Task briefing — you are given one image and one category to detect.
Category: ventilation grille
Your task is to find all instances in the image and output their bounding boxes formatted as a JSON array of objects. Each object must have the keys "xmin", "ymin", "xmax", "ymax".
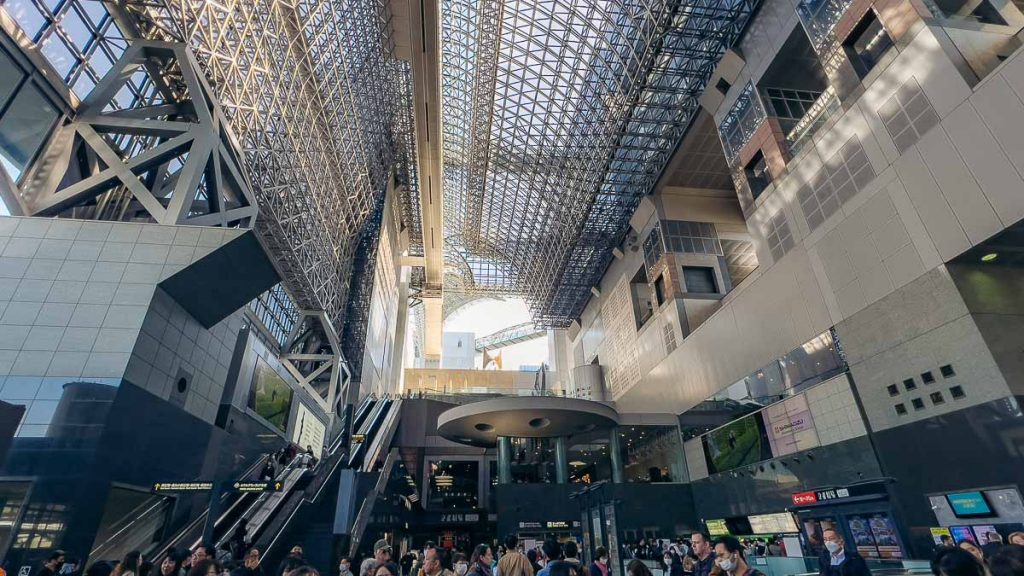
[{"xmin": 878, "ymin": 77, "xmax": 939, "ymax": 154}]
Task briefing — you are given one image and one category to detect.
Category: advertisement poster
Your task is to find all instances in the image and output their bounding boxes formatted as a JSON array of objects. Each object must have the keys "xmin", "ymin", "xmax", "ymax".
[
  {"xmin": 765, "ymin": 395, "xmax": 820, "ymax": 457},
  {"xmin": 868, "ymin": 514, "xmax": 903, "ymax": 558},
  {"xmin": 847, "ymin": 515, "xmax": 880, "ymax": 558},
  {"xmin": 931, "ymin": 528, "xmax": 952, "ymax": 545},
  {"xmin": 951, "ymin": 526, "xmax": 976, "ymax": 544},
  {"xmin": 972, "ymin": 525, "xmax": 999, "ymax": 544},
  {"xmin": 605, "ymin": 504, "xmax": 621, "ymax": 576}
]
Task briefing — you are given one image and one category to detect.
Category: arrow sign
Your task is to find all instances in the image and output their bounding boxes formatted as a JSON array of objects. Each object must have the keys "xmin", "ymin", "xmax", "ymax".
[
  {"xmin": 231, "ymin": 481, "xmax": 282, "ymax": 493},
  {"xmin": 153, "ymin": 481, "xmax": 214, "ymax": 493}
]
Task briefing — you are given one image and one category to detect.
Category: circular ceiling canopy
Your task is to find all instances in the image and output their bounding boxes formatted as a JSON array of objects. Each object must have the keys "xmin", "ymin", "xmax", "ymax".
[{"xmin": 437, "ymin": 396, "xmax": 619, "ymax": 447}]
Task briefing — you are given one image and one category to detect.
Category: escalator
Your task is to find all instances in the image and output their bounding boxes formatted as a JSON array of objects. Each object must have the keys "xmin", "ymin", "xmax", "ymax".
[
  {"xmin": 90, "ymin": 396, "xmax": 373, "ymax": 566},
  {"xmin": 92, "ymin": 395, "xmax": 403, "ymax": 572},
  {"xmin": 252, "ymin": 397, "xmax": 403, "ymax": 570}
]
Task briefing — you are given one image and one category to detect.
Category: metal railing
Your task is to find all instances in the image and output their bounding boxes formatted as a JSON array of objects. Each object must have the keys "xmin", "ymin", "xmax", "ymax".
[
  {"xmin": 719, "ymin": 82, "xmax": 768, "ymax": 162},
  {"xmin": 785, "ymin": 86, "xmax": 842, "ymax": 156},
  {"xmin": 797, "ymin": 0, "xmax": 858, "ymax": 52}
]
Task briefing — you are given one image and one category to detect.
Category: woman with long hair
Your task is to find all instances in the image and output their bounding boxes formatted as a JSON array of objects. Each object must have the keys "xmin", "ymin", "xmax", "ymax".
[
  {"xmin": 467, "ymin": 545, "xmax": 494, "ymax": 576},
  {"xmin": 627, "ymin": 561, "xmax": 653, "ymax": 576},
  {"xmin": 113, "ymin": 552, "xmax": 143, "ymax": 576}
]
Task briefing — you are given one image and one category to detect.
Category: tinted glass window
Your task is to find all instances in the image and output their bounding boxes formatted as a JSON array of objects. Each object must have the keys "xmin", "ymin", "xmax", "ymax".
[{"xmin": 0, "ymin": 81, "xmax": 60, "ymax": 180}]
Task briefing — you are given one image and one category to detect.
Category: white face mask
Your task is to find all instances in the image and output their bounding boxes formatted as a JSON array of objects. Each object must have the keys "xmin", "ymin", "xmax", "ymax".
[
  {"xmin": 825, "ymin": 542, "xmax": 841, "ymax": 554},
  {"xmin": 455, "ymin": 565, "xmax": 468, "ymax": 576},
  {"xmin": 716, "ymin": 557, "xmax": 735, "ymax": 572},
  {"xmin": 664, "ymin": 558, "xmax": 673, "ymax": 565},
  {"xmin": 599, "ymin": 558, "xmax": 608, "ymax": 565}
]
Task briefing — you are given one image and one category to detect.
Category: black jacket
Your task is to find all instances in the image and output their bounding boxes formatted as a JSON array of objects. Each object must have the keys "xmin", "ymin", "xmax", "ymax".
[
  {"xmin": 692, "ymin": 556, "xmax": 714, "ymax": 576},
  {"xmin": 818, "ymin": 549, "xmax": 871, "ymax": 576}
]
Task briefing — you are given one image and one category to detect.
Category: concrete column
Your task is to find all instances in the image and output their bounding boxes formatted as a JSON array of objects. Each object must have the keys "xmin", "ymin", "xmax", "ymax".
[
  {"xmin": 609, "ymin": 427, "xmax": 624, "ymax": 483},
  {"xmin": 555, "ymin": 436, "xmax": 569, "ymax": 484},
  {"xmin": 498, "ymin": 436, "xmax": 513, "ymax": 484}
]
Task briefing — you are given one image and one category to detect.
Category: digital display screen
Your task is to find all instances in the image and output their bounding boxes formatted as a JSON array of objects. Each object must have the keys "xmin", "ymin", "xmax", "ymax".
[
  {"xmin": 748, "ymin": 512, "xmax": 799, "ymax": 534},
  {"xmin": 950, "ymin": 526, "xmax": 976, "ymax": 544},
  {"xmin": 702, "ymin": 413, "xmax": 771, "ymax": 474},
  {"xmin": 249, "ymin": 357, "xmax": 293, "ymax": 432},
  {"xmin": 947, "ymin": 491, "xmax": 994, "ymax": 518},
  {"xmin": 706, "ymin": 519, "xmax": 730, "ymax": 536}
]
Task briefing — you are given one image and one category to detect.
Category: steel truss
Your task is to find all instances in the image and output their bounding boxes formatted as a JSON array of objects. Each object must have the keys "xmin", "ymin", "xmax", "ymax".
[
  {"xmin": 16, "ymin": 41, "xmax": 258, "ymax": 228},
  {"xmin": 107, "ymin": 0, "xmax": 418, "ymax": 334},
  {"xmin": 441, "ymin": 0, "xmax": 761, "ymax": 326}
]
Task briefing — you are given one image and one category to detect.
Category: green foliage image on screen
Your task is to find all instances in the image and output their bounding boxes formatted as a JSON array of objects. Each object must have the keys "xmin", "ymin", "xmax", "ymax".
[
  {"xmin": 704, "ymin": 415, "xmax": 765, "ymax": 473},
  {"xmin": 250, "ymin": 357, "xmax": 293, "ymax": 432}
]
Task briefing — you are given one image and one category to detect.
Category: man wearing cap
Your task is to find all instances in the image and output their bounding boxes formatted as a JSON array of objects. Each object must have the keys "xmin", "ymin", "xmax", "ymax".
[{"xmin": 375, "ymin": 540, "xmax": 394, "ymax": 564}]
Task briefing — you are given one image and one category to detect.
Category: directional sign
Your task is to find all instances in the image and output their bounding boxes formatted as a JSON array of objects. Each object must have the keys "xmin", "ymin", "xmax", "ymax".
[
  {"xmin": 232, "ymin": 480, "xmax": 283, "ymax": 493},
  {"xmin": 153, "ymin": 481, "xmax": 214, "ymax": 493}
]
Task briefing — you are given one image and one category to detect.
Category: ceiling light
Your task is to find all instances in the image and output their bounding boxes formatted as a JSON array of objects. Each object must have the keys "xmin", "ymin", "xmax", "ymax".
[{"xmin": 981, "ymin": 253, "xmax": 999, "ymax": 262}]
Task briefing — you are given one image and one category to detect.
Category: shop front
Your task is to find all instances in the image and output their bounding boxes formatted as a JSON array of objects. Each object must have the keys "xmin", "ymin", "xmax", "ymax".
[{"xmin": 791, "ymin": 482, "xmax": 908, "ymax": 560}]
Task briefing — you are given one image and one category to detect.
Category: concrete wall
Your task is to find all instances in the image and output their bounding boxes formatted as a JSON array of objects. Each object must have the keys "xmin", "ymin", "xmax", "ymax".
[
  {"xmin": 0, "ymin": 216, "xmax": 247, "ymax": 429},
  {"xmin": 576, "ymin": 14, "xmax": 1024, "ymax": 416}
]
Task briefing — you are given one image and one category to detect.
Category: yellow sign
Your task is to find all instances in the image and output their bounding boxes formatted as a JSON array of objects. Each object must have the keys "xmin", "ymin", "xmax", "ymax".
[
  {"xmin": 931, "ymin": 527, "xmax": 952, "ymax": 545},
  {"xmin": 153, "ymin": 481, "xmax": 214, "ymax": 492},
  {"xmin": 706, "ymin": 519, "xmax": 730, "ymax": 536},
  {"xmin": 232, "ymin": 481, "xmax": 282, "ymax": 493}
]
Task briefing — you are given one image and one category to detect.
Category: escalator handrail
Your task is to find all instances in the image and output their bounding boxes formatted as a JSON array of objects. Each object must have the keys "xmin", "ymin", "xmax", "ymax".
[
  {"xmin": 348, "ymin": 448, "xmax": 400, "ymax": 556},
  {"xmin": 347, "ymin": 400, "xmax": 394, "ymax": 468},
  {"xmin": 210, "ymin": 457, "xmax": 307, "ymax": 550},
  {"xmin": 145, "ymin": 453, "xmax": 269, "ymax": 562},
  {"xmin": 258, "ymin": 428, "xmax": 363, "ymax": 565},
  {"xmin": 361, "ymin": 400, "xmax": 401, "ymax": 473}
]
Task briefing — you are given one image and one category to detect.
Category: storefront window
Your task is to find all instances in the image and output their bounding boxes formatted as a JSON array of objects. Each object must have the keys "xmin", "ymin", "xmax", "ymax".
[
  {"xmin": 510, "ymin": 438, "xmax": 556, "ymax": 483},
  {"xmin": 567, "ymin": 432, "xmax": 612, "ymax": 484},
  {"xmin": 426, "ymin": 460, "xmax": 479, "ymax": 510},
  {"xmin": 620, "ymin": 426, "xmax": 685, "ymax": 483}
]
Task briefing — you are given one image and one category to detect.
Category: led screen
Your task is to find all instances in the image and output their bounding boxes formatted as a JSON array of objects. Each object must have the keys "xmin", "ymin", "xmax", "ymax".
[
  {"xmin": 249, "ymin": 357, "xmax": 293, "ymax": 432},
  {"xmin": 947, "ymin": 491, "xmax": 993, "ymax": 518},
  {"xmin": 749, "ymin": 512, "xmax": 799, "ymax": 534},
  {"xmin": 702, "ymin": 413, "xmax": 771, "ymax": 474}
]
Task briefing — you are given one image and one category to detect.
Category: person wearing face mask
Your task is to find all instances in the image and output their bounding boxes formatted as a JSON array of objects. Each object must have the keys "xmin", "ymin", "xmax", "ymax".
[
  {"xmin": 662, "ymin": 550, "xmax": 682, "ymax": 576},
  {"xmin": 817, "ymin": 530, "xmax": 870, "ymax": 576},
  {"xmin": 338, "ymin": 558, "xmax": 353, "ymax": 576},
  {"xmin": 713, "ymin": 537, "xmax": 762, "ymax": 576},
  {"xmin": 453, "ymin": 555, "xmax": 470, "ymax": 576},
  {"xmin": 589, "ymin": 547, "xmax": 609, "ymax": 576}
]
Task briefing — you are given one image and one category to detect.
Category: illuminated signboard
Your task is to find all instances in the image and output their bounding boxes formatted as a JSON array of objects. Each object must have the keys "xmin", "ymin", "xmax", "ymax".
[
  {"xmin": 706, "ymin": 519, "xmax": 730, "ymax": 536},
  {"xmin": 946, "ymin": 492, "xmax": 994, "ymax": 518},
  {"xmin": 153, "ymin": 481, "xmax": 213, "ymax": 493},
  {"xmin": 748, "ymin": 512, "xmax": 798, "ymax": 534}
]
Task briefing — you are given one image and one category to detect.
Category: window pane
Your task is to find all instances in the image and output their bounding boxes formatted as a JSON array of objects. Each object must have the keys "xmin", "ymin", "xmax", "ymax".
[
  {"xmin": 0, "ymin": 49, "xmax": 24, "ymax": 110},
  {"xmin": 40, "ymin": 34, "xmax": 78, "ymax": 79},
  {"xmin": 0, "ymin": 82, "xmax": 60, "ymax": 180},
  {"xmin": 3, "ymin": 0, "xmax": 48, "ymax": 39}
]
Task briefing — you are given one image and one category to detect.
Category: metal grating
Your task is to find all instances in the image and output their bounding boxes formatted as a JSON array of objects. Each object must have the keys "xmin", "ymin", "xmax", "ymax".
[
  {"xmin": 441, "ymin": 0, "xmax": 762, "ymax": 327},
  {"xmin": 101, "ymin": 0, "xmax": 418, "ymax": 336}
]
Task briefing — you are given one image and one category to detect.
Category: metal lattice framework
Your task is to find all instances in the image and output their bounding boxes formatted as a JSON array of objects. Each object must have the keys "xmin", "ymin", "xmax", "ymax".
[
  {"xmin": 104, "ymin": 0, "xmax": 418, "ymax": 334},
  {"xmin": 474, "ymin": 321, "xmax": 546, "ymax": 351},
  {"xmin": 440, "ymin": 0, "xmax": 761, "ymax": 326}
]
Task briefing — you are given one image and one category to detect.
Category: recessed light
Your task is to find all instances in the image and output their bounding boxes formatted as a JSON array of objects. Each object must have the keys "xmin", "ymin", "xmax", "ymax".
[{"xmin": 981, "ymin": 253, "xmax": 999, "ymax": 262}]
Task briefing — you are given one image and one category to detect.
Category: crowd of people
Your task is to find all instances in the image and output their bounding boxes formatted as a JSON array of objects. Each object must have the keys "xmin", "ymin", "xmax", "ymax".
[
  {"xmin": 932, "ymin": 531, "xmax": 1024, "ymax": 576},
  {"xmin": 24, "ymin": 526, "xmax": 1024, "ymax": 576}
]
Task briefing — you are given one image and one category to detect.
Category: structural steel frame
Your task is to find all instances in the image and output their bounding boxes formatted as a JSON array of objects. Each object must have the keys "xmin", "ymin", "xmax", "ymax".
[
  {"xmin": 104, "ymin": 0, "xmax": 417, "ymax": 335},
  {"xmin": 441, "ymin": 0, "xmax": 761, "ymax": 326}
]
